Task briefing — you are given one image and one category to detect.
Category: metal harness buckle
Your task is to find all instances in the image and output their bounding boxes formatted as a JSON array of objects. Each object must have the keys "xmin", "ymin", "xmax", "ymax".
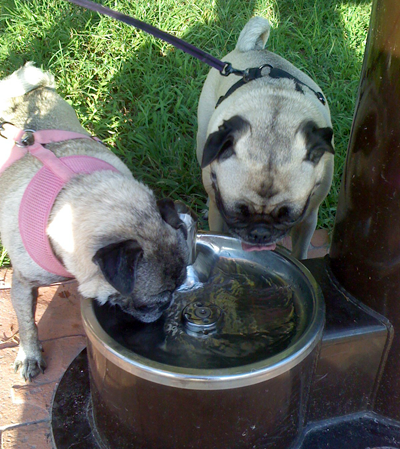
[
  {"xmin": 15, "ymin": 129, "xmax": 36, "ymax": 148},
  {"xmin": 0, "ymin": 122, "xmax": 36, "ymax": 146}
]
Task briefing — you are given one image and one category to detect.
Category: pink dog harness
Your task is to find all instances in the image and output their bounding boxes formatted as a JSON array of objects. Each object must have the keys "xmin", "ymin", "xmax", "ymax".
[{"xmin": 0, "ymin": 124, "xmax": 119, "ymax": 278}]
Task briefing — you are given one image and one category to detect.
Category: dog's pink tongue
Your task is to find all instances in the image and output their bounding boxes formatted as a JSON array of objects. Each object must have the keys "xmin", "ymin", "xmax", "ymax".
[{"xmin": 241, "ymin": 242, "xmax": 277, "ymax": 252}]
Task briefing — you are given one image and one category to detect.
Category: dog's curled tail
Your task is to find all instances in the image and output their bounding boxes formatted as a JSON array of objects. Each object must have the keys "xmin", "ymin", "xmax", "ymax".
[
  {"xmin": 0, "ymin": 62, "xmax": 55, "ymax": 101},
  {"xmin": 236, "ymin": 17, "xmax": 271, "ymax": 52}
]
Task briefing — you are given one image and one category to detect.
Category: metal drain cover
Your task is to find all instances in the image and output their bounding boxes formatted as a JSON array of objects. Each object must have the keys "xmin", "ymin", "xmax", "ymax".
[{"xmin": 182, "ymin": 301, "xmax": 222, "ymax": 334}]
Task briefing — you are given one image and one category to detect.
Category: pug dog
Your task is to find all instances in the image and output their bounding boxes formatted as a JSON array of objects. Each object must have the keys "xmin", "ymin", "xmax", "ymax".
[
  {"xmin": 197, "ymin": 17, "xmax": 334, "ymax": 259},
  {"xmin": 0, "ymin": 63, "xmax": 190, "ymax": 380}
]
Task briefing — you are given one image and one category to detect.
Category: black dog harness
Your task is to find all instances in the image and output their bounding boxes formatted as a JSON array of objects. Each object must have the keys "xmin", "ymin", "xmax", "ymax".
[{"xmin": 216, "ymin": 64, "xmax": 326, "ymax": 108}]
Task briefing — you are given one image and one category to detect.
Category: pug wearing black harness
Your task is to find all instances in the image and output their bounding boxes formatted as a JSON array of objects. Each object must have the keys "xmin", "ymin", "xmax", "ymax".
[{"xmin": 197, "ymin": 17, "xmax": 334, "ymax": 259}]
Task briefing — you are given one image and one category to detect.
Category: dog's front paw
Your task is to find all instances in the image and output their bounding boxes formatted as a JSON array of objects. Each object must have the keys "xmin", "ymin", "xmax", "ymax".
[{"xmin": 14, "ymin": 347, "xmax": 47, "ymax": 381}]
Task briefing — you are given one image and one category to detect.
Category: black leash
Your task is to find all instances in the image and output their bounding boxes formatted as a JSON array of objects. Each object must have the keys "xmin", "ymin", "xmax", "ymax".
[
  {"xmin": 64, "ymin": 0, "xmax": 326, "ymax": 107},
  {"xmin": 64, "ymin": 0, "xmax": 238, "ymax": 76}
]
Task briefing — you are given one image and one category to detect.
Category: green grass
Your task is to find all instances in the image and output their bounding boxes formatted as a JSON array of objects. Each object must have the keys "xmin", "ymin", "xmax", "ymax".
[{"xmin": 0, "ymin": 0, "xmax": 372, "ymax": 266}]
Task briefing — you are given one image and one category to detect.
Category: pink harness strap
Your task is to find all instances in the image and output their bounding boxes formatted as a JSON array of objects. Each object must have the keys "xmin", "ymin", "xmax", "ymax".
[
  {"xmin": 0, "ymin": 126, "xmax": 101, "ymax": 176},
  {"xmin": 1, "ymin": 125, "xmax": 119, "ymax": 278}
]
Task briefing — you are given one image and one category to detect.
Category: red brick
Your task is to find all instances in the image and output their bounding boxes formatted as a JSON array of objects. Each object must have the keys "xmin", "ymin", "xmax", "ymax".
[
  {"xmin": 0, "ymin": 268, "xmax": 12, "ymax": 290},
  {"xmin": 0, "ymin": 279, "xmax": 86, "ymax": 433},
  {"xmin": 310, "ymin": 229, "xmax": 330, "ymax": 249},
  {"xmin": 0, "ymin": 336, "xmax": 86, "ymax": 428},
  {"xmin": 1, "ymin": 421, "xmax": 53, "ymax": 449},
  {"xmin": 36, "ymin": 282, "xmax": 85, "ymax": 341}
]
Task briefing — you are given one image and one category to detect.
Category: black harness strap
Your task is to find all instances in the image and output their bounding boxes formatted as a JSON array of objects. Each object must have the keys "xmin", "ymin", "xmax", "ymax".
[{"xmin": 216, "ymin": 64, "xmax": 326, "ymax": 107}]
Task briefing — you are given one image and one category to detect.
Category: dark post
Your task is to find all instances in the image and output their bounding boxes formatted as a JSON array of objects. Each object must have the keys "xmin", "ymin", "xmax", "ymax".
[{"xmin": 330, "ymin": 0, "xmax": 400, "ymax": 419}]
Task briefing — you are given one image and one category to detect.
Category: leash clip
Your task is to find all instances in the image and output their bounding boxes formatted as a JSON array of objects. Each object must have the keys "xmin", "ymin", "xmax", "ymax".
[
  {"xmin": 220, "ymin": 62, "xmax": 245, "ymax": 77},
  {"xmin": 220, "ymin": 62, "xmax": 271, "ymax": 82},
  {"xmin": 15, "ymin": 129, "xmax": 36, "ymax": 148}
]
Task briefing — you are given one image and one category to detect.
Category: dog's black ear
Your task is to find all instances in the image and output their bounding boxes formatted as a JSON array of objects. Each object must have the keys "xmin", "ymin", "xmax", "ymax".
[
  {"xmin": 303, "ymin": 121, "xmax": 334, "ymax": 165},
  {"xmin": 201, "ymin": 115, "xmax": 250, "ymax": 168},
  {"xmin": 157, "ymin": 198, "xmax": 188, "ymax": 239},
  {"xmin": 93, "ymin": 240, "xmax": 143, "ymax": 296}
]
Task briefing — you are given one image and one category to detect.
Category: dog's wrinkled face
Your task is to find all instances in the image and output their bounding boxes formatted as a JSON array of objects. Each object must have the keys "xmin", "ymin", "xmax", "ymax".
[
  {"xmin": 202, "ymin": 115, "xmax": 334, "ymax": 249},
  {"xmin": 92, "ymin": 199, "xmax": 189, "ymax": 323}
]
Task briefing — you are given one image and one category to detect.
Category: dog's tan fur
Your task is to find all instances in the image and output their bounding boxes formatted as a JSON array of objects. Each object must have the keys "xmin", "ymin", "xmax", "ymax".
[
  {"xmin": 197, "ymin": 18, "xmax": 334, "ymax": 259},
  {"xmin": 0, "ymin": 63, "xmax": 189, "ymax": 380}
]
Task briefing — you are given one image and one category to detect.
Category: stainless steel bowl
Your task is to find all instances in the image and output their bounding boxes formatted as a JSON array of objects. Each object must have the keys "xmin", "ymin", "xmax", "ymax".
[{"xmin": 82, "ymin": 233, "xmax": 325, "ymax": 449}]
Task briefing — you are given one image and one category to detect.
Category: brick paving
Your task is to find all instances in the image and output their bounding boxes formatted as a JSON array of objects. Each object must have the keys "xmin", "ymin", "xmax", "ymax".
[
  {"xmin": 0, "ymin": 230, "xmax": 329, "ymax": 449},
  {"xmin": 0, "ymin": 281, "xmax": 85, "ymax": 449}
]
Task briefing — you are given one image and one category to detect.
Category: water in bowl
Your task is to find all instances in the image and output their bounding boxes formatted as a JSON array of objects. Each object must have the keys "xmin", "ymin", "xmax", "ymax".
[{"xmin": 95, "ymin": 257, "xmax": 298, "ymax": 370}]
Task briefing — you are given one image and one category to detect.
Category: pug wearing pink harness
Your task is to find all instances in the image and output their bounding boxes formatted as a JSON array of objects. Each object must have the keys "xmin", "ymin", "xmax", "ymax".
[{"xmin": 0, "ymin": 63, "xmax": 190, "ymax": 380}]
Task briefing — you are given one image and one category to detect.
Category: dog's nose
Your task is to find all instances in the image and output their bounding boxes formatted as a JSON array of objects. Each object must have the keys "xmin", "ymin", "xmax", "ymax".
[{"xmin": 249, "ymin": 224, "xmax": 271, "ymax": 242}]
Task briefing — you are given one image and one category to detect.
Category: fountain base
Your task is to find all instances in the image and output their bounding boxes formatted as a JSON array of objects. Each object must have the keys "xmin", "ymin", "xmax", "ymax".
[{"xmin": 51, "ymin": 350, "xmax": 400, "ymax": 449}]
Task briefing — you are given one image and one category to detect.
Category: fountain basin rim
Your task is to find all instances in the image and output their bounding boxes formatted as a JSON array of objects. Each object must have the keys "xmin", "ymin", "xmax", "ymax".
[{"xmin": 81, "ymin": 236, "xmax": 325, "ymax": 390}]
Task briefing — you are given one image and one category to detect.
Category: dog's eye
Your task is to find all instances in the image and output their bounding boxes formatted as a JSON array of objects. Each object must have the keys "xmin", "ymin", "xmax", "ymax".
[
  {"xmin": 238, "ymin": 204, "xmax": 250, "ymax": 217},
  {"xmin": 276, "ymin": 206, "xmax": 290, "ymax": 220}
]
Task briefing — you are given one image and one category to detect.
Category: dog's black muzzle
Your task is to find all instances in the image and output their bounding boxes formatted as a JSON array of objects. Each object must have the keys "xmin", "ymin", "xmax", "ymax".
[
  {"xmin": 246, "ymin": 223, "xmax": 288, "ymax": 245},
  {"xmin": 214, "ymin": 186, "xmax": 312, "ymax": 246},
  {"xmin": 231, "ymin": 223, "xmax": 289, "ymax": 246}
]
